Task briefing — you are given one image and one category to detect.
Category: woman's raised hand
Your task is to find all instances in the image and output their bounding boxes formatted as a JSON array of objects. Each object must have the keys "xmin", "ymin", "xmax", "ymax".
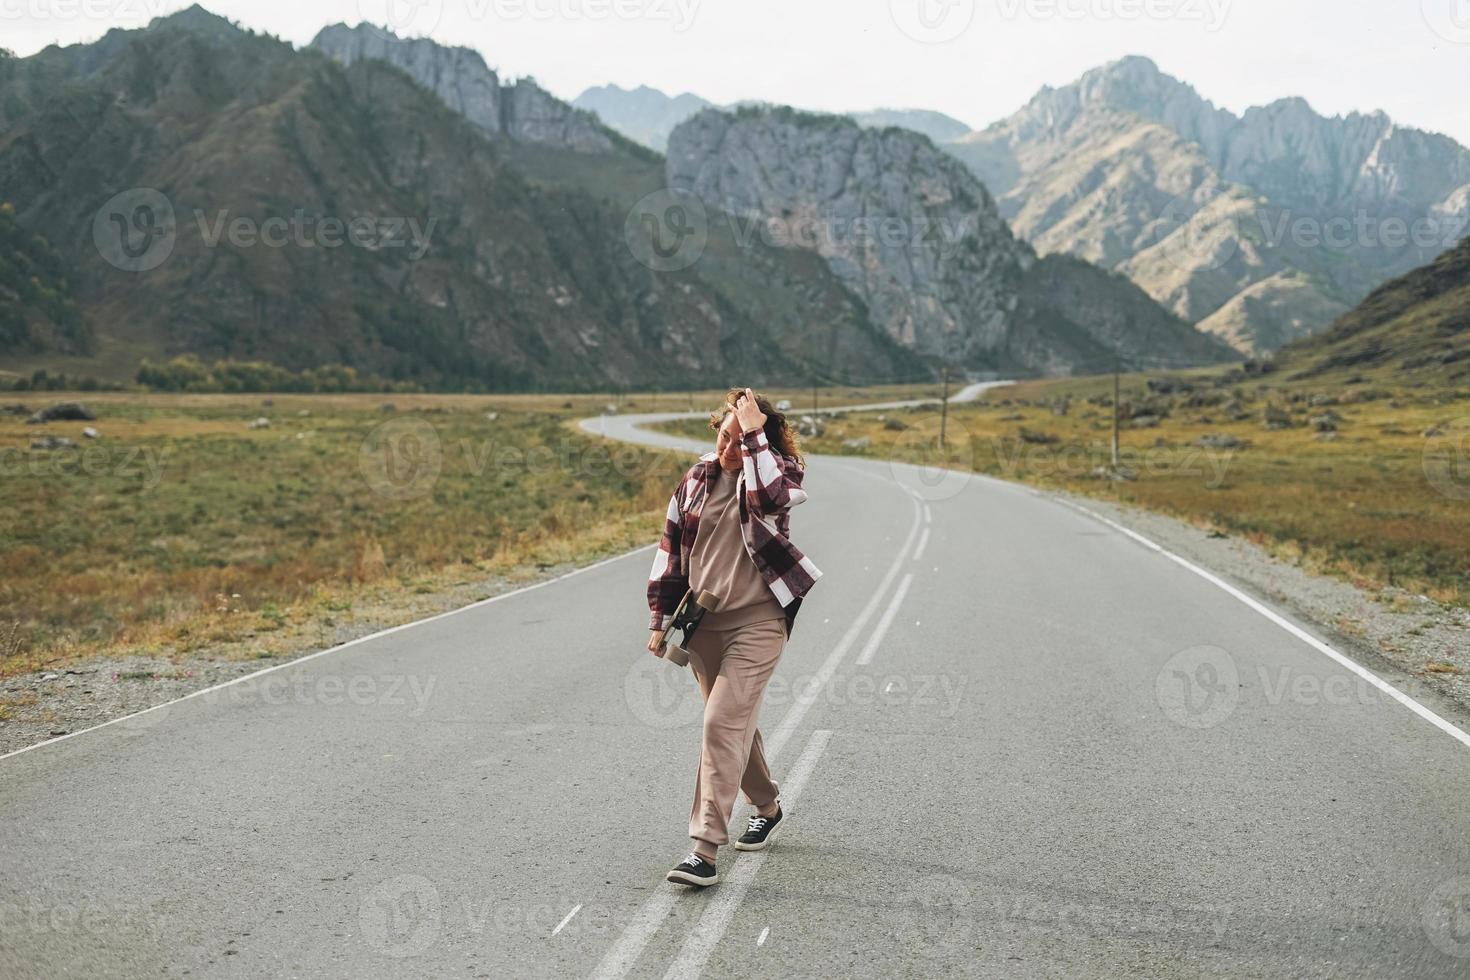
[{"xmin": 734, "ymin": 388, "xmax": 766, "ymax": 434}]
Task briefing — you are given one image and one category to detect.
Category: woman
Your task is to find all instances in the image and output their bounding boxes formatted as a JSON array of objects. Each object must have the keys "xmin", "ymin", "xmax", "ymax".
[{"xmin": 646, "ymin": 387, "xmax": 822, "ymax": 887}]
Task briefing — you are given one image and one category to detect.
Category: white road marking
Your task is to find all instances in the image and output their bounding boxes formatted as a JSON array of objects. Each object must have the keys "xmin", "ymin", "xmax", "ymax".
[
  {"xmin": 923, "ymin": 505, "xmax": 931, "ymax": 525},
  {"xmin": 855, "ymin": 574, "xmax": 915, "ymax": 667},
  {"xmin": 913, "ymin": 527, "xmax": 932, "ymax": 562},
  {"xmin": 0, "ymin": 544, "xmax": 658, "ymax": 765},
  {"xmin": 1060, "ymin": 499, "xmax": 1470, "ymax": 750},
  {"xmin": 757, "ymin": 927, "xmax": 769, "ymax": 947},
  {"xmin": 661, "ymin": 730, "xmax": 833, "ymax": 980},
  {"xmin": 765, "ymin": 495, "xmax": 921, "ymax": 761},
  {"xmin": 553, "ymin": 905, "xmax": 583, "ymax": 936},
  {"xmin": 590, "ymin": 473, "xmax": 922, "ymax": 980}
]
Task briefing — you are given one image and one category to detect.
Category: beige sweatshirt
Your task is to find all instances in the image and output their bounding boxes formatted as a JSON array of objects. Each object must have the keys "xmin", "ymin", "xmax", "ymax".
[{"xmin": 688, "ymin": 467, "xmax": 786, "ymax": 630}]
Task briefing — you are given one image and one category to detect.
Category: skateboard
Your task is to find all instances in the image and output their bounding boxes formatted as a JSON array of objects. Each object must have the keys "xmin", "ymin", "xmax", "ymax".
[{"xmin": 657, "ymin": 590, "xmax": 722, "ymax": 666}]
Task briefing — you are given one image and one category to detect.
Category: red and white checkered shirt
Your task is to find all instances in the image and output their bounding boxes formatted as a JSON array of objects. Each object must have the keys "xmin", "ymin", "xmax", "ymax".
[{"xmin": 647, "ymin": 429, "xmax": 822, "ymax": 636}]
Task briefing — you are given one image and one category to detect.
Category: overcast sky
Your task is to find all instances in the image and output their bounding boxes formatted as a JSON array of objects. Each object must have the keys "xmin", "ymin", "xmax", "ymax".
[{"xmin": 8, "ymin": 0, "xmax": 1470, "ymax": 144}]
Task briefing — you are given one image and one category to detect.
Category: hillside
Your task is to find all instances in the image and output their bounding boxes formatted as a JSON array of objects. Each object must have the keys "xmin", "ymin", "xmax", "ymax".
[
  {"xmin": 1272, "ymin": 236, "xmax": 1470, "ymax": 383},
  {"xmin": 0, "ymin": 202, "xmax": 90, "ymax": 356},
  {"xmin": 667, "ymin": 106, "xmax": 1235, "ymax": 376},
  {"xmin": 0, "ymin": 9, "xmax": 921, "ymax": 389},
  {"xmin": 944, "ymin": 56, "xmax": 1470, "ymax": 356}
]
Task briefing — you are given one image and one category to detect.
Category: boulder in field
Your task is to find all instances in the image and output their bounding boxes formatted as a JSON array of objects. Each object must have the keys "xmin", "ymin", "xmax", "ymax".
[
  {"xmin": 27, "ymin": 402, "xmax": 96, "ymax": 424},
  {"xmin": 1262, "ymin": 404, "xmax": 1293, "ymax": 430}
]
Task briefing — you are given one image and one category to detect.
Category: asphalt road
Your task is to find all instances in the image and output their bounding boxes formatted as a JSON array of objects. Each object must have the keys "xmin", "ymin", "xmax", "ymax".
[{"xmin": 3, "ymin": 390, "xmax": 1469, "ymax": 979}]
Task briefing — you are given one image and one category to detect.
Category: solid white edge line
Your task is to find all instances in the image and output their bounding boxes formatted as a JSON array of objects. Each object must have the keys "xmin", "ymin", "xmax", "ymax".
[
  {"xmin": 0, "ymin": 544, "xmax": 657, "ymax": 765},
  {"xmin": 553, "ymin": 904, "xmax": 583, "ymax": 937},
  {"xmin": 589, "ymin": 469, "xmax": 922, "ymax": 980},
  {"xmin": 1058, "ymin": 498, "xmax": 1470, "ymax": 750},
  {"xmin": 660, "ymin": 729, "xmax": 833, "ymax": 980},
  {"xmin": 855, "ymin": 573, "xmax": 915, "ymax": 667}
]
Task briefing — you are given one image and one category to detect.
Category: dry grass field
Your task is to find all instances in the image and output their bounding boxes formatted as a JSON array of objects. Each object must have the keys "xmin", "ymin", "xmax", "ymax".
[
  {"xmin": 664, "ymin": 372, "xmax": 1470, "ymax": 608},
  {"xmin": 0, "ymin": 384, "xmax": 940, "ymax": 678}
]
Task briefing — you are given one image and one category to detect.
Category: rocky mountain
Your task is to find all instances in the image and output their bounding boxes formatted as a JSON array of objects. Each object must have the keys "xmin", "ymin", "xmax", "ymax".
[
  {"xmin": 667, "ymin": 106, "xmax": 1235, "ymax": 375},
  {"xmin": 573, "ymin": 84, "xmax": 713, "ymax": 153},
  {"xmin": 312, "ymin": 24, "xmax": 643, "ymax": 157},
  {"xmin": 945, "ymin": 56, "xmax": 1470, "ymax": 356},
  {"xmin": 1272, "ymin": 235, "xmax": 1470, "ymax": 384},
  {"xmin": 0, "ymin": 7, "xmax": 920, "ymax": 389},
  {"xmin": 848, "ymin": 109, "xmax": 972, "ymax": 145},
  {"xmin": 573, "ymin": 85, "xmax": 972, "ymax": 156}
]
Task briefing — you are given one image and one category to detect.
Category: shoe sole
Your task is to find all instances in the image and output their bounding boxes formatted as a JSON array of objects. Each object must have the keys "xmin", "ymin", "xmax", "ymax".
[
  {"xmin": 733, "ymin": 818, "xmax": 782, "ymax": 851},
  {"xmin": 666, "ymin": 869, "xmax": 719, "ymax": 887}
]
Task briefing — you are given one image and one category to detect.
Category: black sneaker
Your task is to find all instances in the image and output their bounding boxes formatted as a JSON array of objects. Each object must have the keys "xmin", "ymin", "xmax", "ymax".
[
  {"xmin": 734, "ymin": 806, "xmax": 783, "ymax": 851},
  {"xmin": 666, "ymin": 853, "xmax": 718, "ymax": 887}
]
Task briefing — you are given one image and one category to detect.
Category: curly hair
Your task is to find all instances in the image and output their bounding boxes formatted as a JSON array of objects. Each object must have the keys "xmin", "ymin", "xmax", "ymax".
[{"xmin": 708, "ymin": 388, "xmax": 805, "ymax": 466}]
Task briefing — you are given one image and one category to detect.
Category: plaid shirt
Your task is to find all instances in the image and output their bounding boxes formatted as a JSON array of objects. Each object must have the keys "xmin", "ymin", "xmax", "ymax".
[{"xmin": 647, "ymin": 429, "xmax": 822, "ymax": 636}]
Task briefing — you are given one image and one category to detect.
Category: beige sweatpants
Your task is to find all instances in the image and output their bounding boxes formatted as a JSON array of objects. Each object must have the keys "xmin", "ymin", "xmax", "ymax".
[{"xmin": 685, "ymin": 618, "xmax": 787, "ymax": 856}]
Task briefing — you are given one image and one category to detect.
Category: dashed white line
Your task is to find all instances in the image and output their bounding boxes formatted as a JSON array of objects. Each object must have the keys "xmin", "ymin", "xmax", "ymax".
[
  {"xmin": 553, "ymin": 905, "xmax": 582, "ymax": 936},
  {"xmin": 913, "ymin": 527, "xmax": 932, "ymax": 562},
  {"xmin": 661, "ymin": 730, "xmax": 833, "ymax": 980},
  {"xmin": 757, "ymin": 927, "xmax": 769, "ymax": 947}
]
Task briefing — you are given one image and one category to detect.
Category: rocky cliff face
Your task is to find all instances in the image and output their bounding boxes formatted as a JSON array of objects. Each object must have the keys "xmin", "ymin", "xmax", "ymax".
[
  {"xmin": 312, "ymin": 24, "xmax": 622, "ymax": 155},
  {"xmin": 0, "ymin": 11, "xmax": 920, "ymax": 389},
  {"xmin": 668, "ymin": 106, "xmax": 1233, "ymax": 375},
  {"xmin": 946, "ymin": 56, "xmax": 1470, "ymax": 355}
]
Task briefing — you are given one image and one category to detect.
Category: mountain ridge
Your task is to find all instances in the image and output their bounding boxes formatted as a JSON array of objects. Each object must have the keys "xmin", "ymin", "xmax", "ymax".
[{"xmin": 667, "ymin": 105, "xmax": 1235, "ymax": 375}]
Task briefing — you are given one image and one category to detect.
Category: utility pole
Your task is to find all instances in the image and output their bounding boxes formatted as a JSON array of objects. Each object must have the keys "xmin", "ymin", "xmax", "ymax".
[
  {"xmin": 1111, "ymin": 353, "xmax": 1121, "ymax": 469},
  {"xmin": 939, "ymin": 366, "xmax": 950, "ymax": 449}
]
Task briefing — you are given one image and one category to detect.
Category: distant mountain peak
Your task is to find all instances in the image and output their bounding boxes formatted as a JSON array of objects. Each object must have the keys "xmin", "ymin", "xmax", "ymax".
[{"xmin": 147, "ymin": 3, "xmax": 242, "ymax": 38}]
